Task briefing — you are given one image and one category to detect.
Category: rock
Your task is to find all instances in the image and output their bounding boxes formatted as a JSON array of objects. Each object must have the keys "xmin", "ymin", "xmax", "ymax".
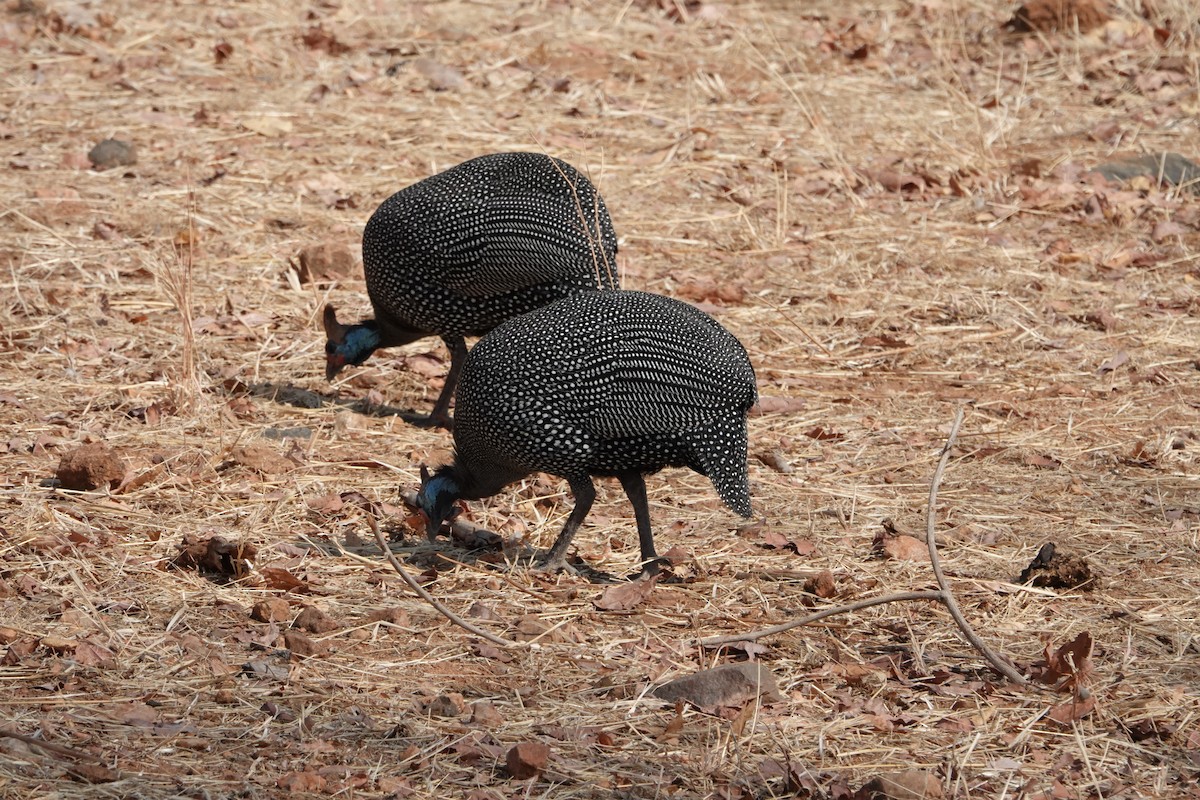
[
  {"xmin": 56, "ymin": 442, "xmax": 126, "ymax": 490},
  {"xmin": 250, "ymin": 598, "xmax": 291, "ymax": 623},
  {"xmin": 283, "ymin": 629, "xmax": 325, "ymax": 658},
  {"xmin": 87, "ymin": 138, "xmax": 137, "ymax": 169},
  {"xmin": 1005, "ymin": 0, "xmax": 1110, "ymax": 34},
  {"xmin": 425, "ymin": 693, "xmax": 465, "ymax": 718},
  {"xmin": 293, "ymin": 243, "xmax": 357, "ymax": 285},
  {"xmin": 292, "ymin": 605, "xmax": 339, "ymax": 634},
  {"xmin": 1091, "ymin": 152, "xmax": 1200, "ymax": 193},
  {"xmin": 652, "ymin": 662, "xmax": 786, "ymax": 713},
  {"xmin": 858, "ymin": 769, "xmax": 944, "ymax": 799},
  {"xmin": 231, "ymin": 444, "xmax": 295, "ymax": 475},
  {"xmin": 505, "ymin": 741, "xmax": 549, "ymax": 779},
  {"xmin": 469, "ymin": 700, "xmax": 504, "ymax": 728}
]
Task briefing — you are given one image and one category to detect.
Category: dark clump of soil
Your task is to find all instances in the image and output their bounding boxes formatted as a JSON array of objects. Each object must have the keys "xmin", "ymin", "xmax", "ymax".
[{"xmin": 1017, "ymin": 542, "xmax": 1097, "ymax": 590}]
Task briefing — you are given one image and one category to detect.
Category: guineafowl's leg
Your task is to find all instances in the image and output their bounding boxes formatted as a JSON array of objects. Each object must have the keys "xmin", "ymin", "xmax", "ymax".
[
  {"xmin": 429, "ymin": 335, "xmax": 468, "ymax": 429},
  {"xmin": 538, "ymin": 475, "xmax": 596, "ymax": 573},
  {"xmin": 617, "ymin": 471, "xmax": 665, "ymax": 577}
]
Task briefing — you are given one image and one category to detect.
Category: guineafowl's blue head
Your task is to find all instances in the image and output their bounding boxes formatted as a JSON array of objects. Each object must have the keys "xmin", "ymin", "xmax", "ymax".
[
  {"xmin": 416, "ymin": 465, "xmax": 462, "ymax": 540},
  {"xmin": 323, "ymin": 304, "xmax": 382, "ymax": 380}
]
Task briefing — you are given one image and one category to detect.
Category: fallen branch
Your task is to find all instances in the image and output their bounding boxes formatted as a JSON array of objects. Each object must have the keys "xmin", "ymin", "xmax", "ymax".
[
  {"xmin": 364, "ymin": 509, "xmax": 521, "ymax": 650},
  {"xmin": 701, "ymin": 407, "xmax": 1040, "ymax": 689},
  {"xmin": 926, "ymin": 408, "xmax": 1029, "ymax": 686}
]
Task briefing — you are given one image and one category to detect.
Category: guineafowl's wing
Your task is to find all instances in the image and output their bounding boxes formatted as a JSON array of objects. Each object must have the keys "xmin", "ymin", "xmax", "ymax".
[
  {"xmin": 588, "ymin": 324, "xmax": 757, "ymax": 439},
  {"xmin": 432, "ymin": 195, "xmax": 617, "ymax": 297}
]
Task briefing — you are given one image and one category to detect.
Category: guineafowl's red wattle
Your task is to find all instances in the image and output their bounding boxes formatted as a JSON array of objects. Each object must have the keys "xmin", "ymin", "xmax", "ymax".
[
  {"xmin": 417, "ymin": 290, "xmax": 756, "ymax": 576},
  {"xmin": 324, "ymin": 152, "xmax": 619, "ymax": 428}
]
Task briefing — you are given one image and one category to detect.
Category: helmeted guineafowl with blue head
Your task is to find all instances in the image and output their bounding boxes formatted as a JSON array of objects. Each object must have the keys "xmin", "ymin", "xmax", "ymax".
[
  {"xmin": 324, "ymin": 152, "xmax": 619, "ymax": 428},
  {"xmin": 416, "ymin": 290, "xmax": 756, "ymax": 576}
]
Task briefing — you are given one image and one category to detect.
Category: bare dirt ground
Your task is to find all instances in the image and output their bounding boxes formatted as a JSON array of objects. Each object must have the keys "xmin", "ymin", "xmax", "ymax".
[{"xmin": 1, "ymin": 0, "xmax": 1198, "ymax": 797}]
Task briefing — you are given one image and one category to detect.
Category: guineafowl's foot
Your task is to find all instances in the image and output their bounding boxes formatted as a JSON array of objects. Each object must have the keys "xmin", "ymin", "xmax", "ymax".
[
  {"xmin": 628, "ymin": 557, "xmax": 673, "ymax": 582},
  {"xmin": 533, "ymin": 554, "xmax": 579, "ymax": 576},
  {"xmin": 407, "ymin": 412, "xmax": 453, "ymax": 431}
]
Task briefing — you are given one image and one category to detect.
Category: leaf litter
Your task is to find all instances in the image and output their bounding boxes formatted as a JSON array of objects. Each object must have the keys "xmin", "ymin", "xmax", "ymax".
[{"xmin": 2, "ymin": 0, "xmax": 1199, "ymax": 797}]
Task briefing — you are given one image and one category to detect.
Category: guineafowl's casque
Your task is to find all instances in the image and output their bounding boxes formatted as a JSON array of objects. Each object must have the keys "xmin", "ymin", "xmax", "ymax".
[
  {"xmin": 416, "ymin": 290, "xmax": 757, "ymax": 576},
  {"xmin": 324, "ymin": 152, "xmax": 619, "ymax": 428}
]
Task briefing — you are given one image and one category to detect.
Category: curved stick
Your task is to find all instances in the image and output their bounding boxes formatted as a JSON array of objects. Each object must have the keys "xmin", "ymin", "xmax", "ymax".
[
  {"xmin": 365, "ymin": 511, "xmax": 521, "ymax": 650},
  {"xmin": 699, "ymin": 591, "xmax": 945, "ymax": 647},
  {"xmin": 701, "ymin": 407, "xmax": 1038, "ymax": 689},
  {"xmin": 926, "ymin": 408, "xmax": 1030, "ymax": 686}
]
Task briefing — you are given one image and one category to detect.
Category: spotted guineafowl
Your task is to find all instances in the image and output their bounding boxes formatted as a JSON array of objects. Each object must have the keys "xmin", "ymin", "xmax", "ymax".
[
  {"xmin": 324, "ymin": 152, "xmax": 619, "ymax": 428},
  {"xmin": 416, "ymin": 290, "xmax": 756, "ymax": 576}
]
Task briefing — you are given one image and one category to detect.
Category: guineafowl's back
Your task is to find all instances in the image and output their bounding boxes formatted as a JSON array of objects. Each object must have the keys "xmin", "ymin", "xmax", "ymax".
[
  {"xmin": 362, "ymin": 152, "xmax": 619, "ymax": 337},
  {"xmin": 453, "ymin": 290, "xmax": 757, "ymax": 516}
]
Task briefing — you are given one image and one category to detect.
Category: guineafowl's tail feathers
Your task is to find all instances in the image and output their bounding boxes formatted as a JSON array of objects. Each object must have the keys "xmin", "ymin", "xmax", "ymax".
[{"xmin": 690, "ymin": 416, "xmax": 753, "ymax": 518}]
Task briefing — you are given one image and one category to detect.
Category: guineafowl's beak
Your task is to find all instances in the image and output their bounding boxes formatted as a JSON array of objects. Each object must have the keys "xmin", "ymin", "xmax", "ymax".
[
  {"xmin": 326, "ymin": 355, "xmax": 346, "ymax": 381},
  {"xmin": 418, "ymin": 508, "xmax": 437, "ymax": 540}
]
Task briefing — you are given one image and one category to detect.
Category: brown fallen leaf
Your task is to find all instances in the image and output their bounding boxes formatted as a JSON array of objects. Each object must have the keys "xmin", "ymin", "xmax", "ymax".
[
  {"xmin": 652, "ymin": 663, "xmax": 786, "ymax": 713},
  {"xmin": 873, "ymin": 520, "xmax": 929, "ymax": 562},
  {"xmin": 1024, "ymin": 453, "xmax": 1062, "ymax": 469},
  {"xmin": 594, "ymin": 575, "xmax": 660, "ymax": 611},
  {"xmin": 804, "ymin": 425, "xmax": 844, "ymax": 441},
  {"xmin": 277, "ymin": 770, "xmax": 327, "ymax": 792},
  {"xmin": 861, "ymin": 333, "xmax": 910, "ymax": 349},
  {"xmin": 660, "ymin": 700, "xmax": 685, "ymax": 743},
  {"xmin": 1096, "ymin": 349, "xmax": 1130, "ymax": 376},
  {"xmin": 1034, "ymin": 631, "xmax": 1096, "ymax": 692},
  {"xmin": 1047, "ymin": 694, "xmax": 1097, "ymax": 726},
  {"xmin": 261, "ymin": 567, "xmax": 310, "ymax": 593}
]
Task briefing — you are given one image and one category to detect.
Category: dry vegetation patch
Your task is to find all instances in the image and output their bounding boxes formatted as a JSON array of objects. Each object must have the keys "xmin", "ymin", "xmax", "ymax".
[{"xmin": 1, "ymin": 0, "xmax": 1198, "ymax": 797}]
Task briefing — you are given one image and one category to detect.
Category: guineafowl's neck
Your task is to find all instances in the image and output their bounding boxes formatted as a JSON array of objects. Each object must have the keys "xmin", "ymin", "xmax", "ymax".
[
  {"xmin": 372, "ymin": 311, "xmax": 427, "ymax": 349},
  {"xmin": 450, "ymin": 450, "xmax": 529, "ymax": 501}
]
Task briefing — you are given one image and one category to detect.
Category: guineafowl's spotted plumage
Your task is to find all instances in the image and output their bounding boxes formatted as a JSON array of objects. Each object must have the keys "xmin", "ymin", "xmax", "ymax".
[
  {"xmin": 416, "ymin": 290, "xmax": 756, "ymax": 575},
  {"xmin": 324, "ymin": 152, "xmax": 619, "ymax": 428}
]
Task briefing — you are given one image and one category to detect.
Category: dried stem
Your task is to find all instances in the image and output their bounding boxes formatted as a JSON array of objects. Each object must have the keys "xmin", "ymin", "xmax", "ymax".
[
  {"xmin": 366, "ymin": 510, "xmax": 520, "ymax": 650},
  {"xmin": 926, "ymin": 407, "xmax": 1030, "ymax": 686},
  {"xmin": 703, "ymin": 407, "xmax": 1037, "ymax": 688}
]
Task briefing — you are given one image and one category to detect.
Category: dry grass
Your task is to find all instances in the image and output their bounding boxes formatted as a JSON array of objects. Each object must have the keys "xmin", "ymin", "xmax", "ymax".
[{"xmin": 1, "ymin": 0, "xmax": 1198, "ymax": 797}]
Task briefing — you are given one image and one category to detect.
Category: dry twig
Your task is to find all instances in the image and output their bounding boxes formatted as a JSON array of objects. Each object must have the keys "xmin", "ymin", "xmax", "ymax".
[
  {"xmin": 702, "ymin": 407, "xmax": 1038, "ymax": 688},
  {"xmin": 365, "ymin": 510, "xmax": 521, "ymax": 650}
]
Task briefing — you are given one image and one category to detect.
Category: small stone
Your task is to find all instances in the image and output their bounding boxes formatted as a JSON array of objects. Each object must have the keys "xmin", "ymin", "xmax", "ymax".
[
  {"xmin": 283, "ymin": 629, "xmax": 325, "ymax": 658},
  {"xmin": 293, "ymin": 243, "xmax": 357, "ymax": 284},
  {"xmin": 426, "ymin": 693, "xmax": 466, "ymax": 718},
  {"xmin": 250, "ymin": 598, "xmax": 291, "ymax": 623},
  {"xmin": 506, "ymin": 741, "xmax": 550, "ymax": 779},
  {"xmin": 293, "ymin": 605, "xmax": 339, "ymax": 634},
  {"xmin": 469, "ymin": 700, "xmax": 504, "ymax": 728},
  {"xmin": 56, "ymin": 442, "xmax": 126, "ymax": 491},
  {"xmin": 87, "ymin": 138, "xmax": 137, "ymax": 170}
]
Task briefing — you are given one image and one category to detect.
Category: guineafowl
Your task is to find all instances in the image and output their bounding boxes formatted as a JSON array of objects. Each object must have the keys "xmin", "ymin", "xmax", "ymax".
[
  {"xmin": 415, "ymin": 290, "xmax": 756, "ymax": 576},
  {"xmin": 324, "ymin": 152, "xmax": 619, "ymax": 428}
]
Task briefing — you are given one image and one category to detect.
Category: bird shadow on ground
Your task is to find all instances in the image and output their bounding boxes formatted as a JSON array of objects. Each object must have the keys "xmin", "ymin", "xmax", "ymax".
[
  {"xmin": 299, "ymin": 523, "xmax": 627, "ymax": 585},
  {"xmin": 239, "ymin": 380, "xmax": 436, "ymax": 426}
]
